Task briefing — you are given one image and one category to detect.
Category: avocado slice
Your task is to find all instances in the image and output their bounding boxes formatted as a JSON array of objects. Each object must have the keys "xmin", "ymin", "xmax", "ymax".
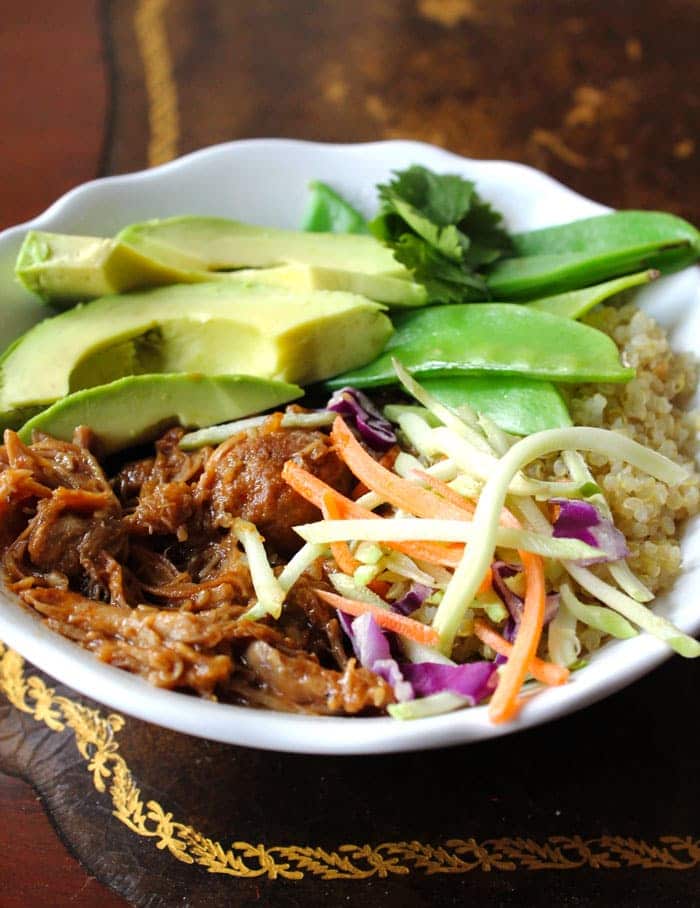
[
  {"xmin": 16, "ymin": 217, "xmax": 426, "ymax": 309},
  {"xmin": 15, "ymin": 231, "xmax": 208, "ymax": 306},
  {"xmin": 118, "ymin": 216, "xmax": 407, "ymax": 275},
  {"xmin": 18, "ymin": 373, "xmax": 302, "ymax": 455},
  {"xmin": 0, "ymin": 282, "xmax": 392, "ymax": 420},
  {"xmin": 223, "ymin": 264, "xmax": 427, "ymax": 307}
]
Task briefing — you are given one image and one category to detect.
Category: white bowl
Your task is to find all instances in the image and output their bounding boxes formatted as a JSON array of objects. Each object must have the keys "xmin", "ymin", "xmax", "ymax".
[{"xmin": 0, "ymin": 139, "xmax": 698, "ymax": 754}]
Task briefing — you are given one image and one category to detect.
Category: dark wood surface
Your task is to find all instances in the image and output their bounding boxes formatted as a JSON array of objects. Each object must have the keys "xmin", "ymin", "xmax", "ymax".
[
  {"xmin": 0, "ymin": 774, "xmax": 128, "ymax": 908},
  {"xmin": 0, "ymin": 1, "xmax": 698, "ymax": 906},
  {"xmin": 1, "ymin": 3, "xmax": 127, "ymax": 906}
]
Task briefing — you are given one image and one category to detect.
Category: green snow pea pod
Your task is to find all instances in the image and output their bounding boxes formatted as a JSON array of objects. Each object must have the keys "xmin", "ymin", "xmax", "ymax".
[
  {"xmin": 301, "ymin": 181, "xmax": 369, "ymax": 234},
  {"xmin": 525, "ymin": 269, "xmax": 658, "ymax": 320},
  {"xmin": 326, "ymin": 303, "xmax": 634, "ymax": 389},
  {"xmin": 421, "ymin": 375, "xmax": 572, "ymax": 435},
  {"xmin": 486, "ymin": 211, "xmax": 699, "ymax": 299}
]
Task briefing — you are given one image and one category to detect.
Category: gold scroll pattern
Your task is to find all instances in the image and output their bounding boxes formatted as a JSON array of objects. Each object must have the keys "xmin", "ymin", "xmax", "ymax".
[{"xmin": 1, "ymin": 642, "xmax": 699, "ymax": 880}]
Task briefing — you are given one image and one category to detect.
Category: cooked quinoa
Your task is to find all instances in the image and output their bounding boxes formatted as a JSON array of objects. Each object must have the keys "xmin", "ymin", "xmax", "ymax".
[{"xmin": 553, "ymin": 303, "xmax": 699, "ymax": 595}]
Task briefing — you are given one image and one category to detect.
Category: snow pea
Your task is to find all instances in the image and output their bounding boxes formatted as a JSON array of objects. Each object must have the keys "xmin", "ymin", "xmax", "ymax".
[
  {"xmin": 525, "ymin": 269, "xmax": 657, "ymax": 320},
  {"xmin": 421, "ymin": 375, "xmax": 572, "ymax": 435},
  {"xmin": 326, "ymin": 303, "xmax": 634, "ymax": 389},
  {"xmin": 301, "ymin": 180, "xmax": 369, "ymax": 234},
  {"xmin": 486, "ymin": 211, "xmax": 700, "ymax": 299}
]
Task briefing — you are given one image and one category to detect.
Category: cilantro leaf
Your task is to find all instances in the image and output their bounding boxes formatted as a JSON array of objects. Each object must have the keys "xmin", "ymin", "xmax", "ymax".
[
  {"xmin": 459, "ymin": 196, "xmax": 513, "ymax": 267},
  {"xmin": 392, "ymin": 235, "xmax": 490, "ymax": 303},
  {"xmin": 370, "ymin": 164, "xmax": 512, "ymax": 303},
  {"xmin": 378, "ymin": 166, "xmax": 476, "ymax": 226},
  {"xmin": 388, "ymin": 196, "xmax": 464, "ymax": 261}
]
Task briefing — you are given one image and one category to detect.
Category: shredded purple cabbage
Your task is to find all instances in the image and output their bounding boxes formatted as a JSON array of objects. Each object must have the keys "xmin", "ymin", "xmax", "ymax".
[
  {"xmin": 327, "ymin": 386, "xmax": 397, "ymax": 450},
  {"xmin": 337, "ymin": 609, "xmax": 355, "ymax": 642},
  {"xmin": 372, "ymin": 659, "xmax": 414, "ymax": 703},
  {"xmin": 551, "ymin": 498, "xmax": 629, "ymax": 565},
  {"xmin": 490, "ymin": 561, "xmax": 522, "ymax": 616},
  {"xmin": 491, "ymin": 561, "xmax": 559, "ymax": 626},
  {"xmin": 401, "ymin": 661, "xmax": 498, "ymax": 705},
  {"xmin": 350, "ymin": 611, "xmax": 391, "ymax": 667},
  {"xmin": 501, "ymin": 616, "xmax": 517, "ymax": 644},
  {"xmin": 391, "ymin": 582, "xmax": 431, "ymax": 616},
  {"xmin": 337, "ymin": 595, "xmax": 499, "ymax": 708},
  {"xmin": 340, "ymin": 611, "xmax": 414, "ymax": 702}
]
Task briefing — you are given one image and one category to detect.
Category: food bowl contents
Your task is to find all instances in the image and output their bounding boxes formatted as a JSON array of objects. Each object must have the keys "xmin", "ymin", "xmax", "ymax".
[{"xmin": 1, "ymin": 165, "xmax": 698, "ymax": 723}]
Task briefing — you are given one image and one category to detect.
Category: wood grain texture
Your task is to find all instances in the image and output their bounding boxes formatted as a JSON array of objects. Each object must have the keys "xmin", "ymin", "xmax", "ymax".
[
  {"xmin": 0, "ymin": 773, "xmax": 128, "ymax": 908},
  {"xmin": 0, "ymin": 3, "xmax": 121, "ymax": 904},
  {"xmin": 0, "ymin": 1, "xmax": 108, "ymax": 230},
  {"xmin": 104, "ymin": 0, "xmax": 700, "ymax": 222}
]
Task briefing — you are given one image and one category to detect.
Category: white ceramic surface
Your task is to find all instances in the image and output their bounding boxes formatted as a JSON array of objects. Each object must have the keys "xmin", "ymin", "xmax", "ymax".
[{"xmin": 0, "ymin": 139, "xmax": 698, "ymax": 754}]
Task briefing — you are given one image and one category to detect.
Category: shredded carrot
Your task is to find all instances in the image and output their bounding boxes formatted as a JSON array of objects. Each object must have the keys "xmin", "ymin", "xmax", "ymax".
[
  {"xmin": 412, "ymin": 469, "xmax": 476, "ymax": 515},
  {"xmin": 283, "ymin": 460, "xmax": 464, "ymax": 567},
  {"xmin": 477, "ymin": 569, "xmax": 493, "ymax": 597},
  {"xmin": 321, "ymin": 492, "xmax": 360, "ymax": 575},
  {"xmin": 351, "ymin": 482, "xmax": 367, "ymax": 501},
  {"xmin": 368, "ymin": 579, "xmax": 391, "ymax": 597},
  {"xmin": 473, "ymin": 504, "xmax": 552, "ymax": 722},
  {"xmin": 486, "ymin": 551, "xmax": 547, "ymax": 723},
  {"xmin": 408, "ymin": 470, "xmax": 493, "ymax": 593},
  {"xmin": 331, "ymin": 416, "xmax": 472, "ymax": 521},
  {"xmin": 321, "ymin": 486, "xmax": 464, "ymax": 566},
  {"xmin": 300, "ymin": 419, "xmax": 555, "ymax": 721},
  {"xmin": 352, "ymin": 444, "xmax": 400, "ymax": 499},
  {"xmin": 315, "ymin": 588, "xmax": 440, "ymax": 646},
  {"xmin": 473, "ymin": 617, "xmax": 569, "ymax": 687}
]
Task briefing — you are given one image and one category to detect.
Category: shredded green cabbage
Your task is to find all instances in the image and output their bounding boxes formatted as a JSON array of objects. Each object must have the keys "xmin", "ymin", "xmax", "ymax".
[
  {"xmin": 431, "ymin": 425, "xmax": 689, "ymax": 654},
  {"xmin": 180, "ymin": 410, "xmax": 334, "ymax": 449},
  {"xmin": 294, "ymin": 516, "xmax": 602, "ymax": 560},
  {"xmin": 234, "ymin": 519, "xmax": 286, "ymax": 620},
  {"xmin": 564, "ymin": 563, "xmax": 699, "ymax": 657},
  {"xmin": 277, "ymin": 542, "xmax": 328, "ymax": 593},
  {"xmin": 392, "ymin": 357, "xmax": 493, "ymax": 453},
  {"xmin": 561, "ymin": 449, "xmax": 653, "ymax": 602},
  {"xmin": 547, "ymin": 600, "xmax": 581, "ymax": 667},
  {"xmin": 388, "ymin": 691, "xmax": 469, "ymax": 720},
  {"xmin": 559, "ymin": 582, "xmax": 637, "ymax": 639}
]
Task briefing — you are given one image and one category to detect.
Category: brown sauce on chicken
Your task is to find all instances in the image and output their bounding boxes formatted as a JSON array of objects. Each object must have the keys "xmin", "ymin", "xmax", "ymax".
[{"xmin": 0, "ymin": 418, "xmax": 393, "ymax": 714}]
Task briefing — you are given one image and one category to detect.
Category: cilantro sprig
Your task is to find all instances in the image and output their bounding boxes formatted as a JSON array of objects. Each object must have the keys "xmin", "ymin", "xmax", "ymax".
[{"xmin": 369, "ymin": 165, "xmax": 512, "ymax": 303}]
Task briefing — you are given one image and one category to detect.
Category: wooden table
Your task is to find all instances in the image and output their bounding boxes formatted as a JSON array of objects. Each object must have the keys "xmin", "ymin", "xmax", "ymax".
[
  {"xmin": 1, "ymin": 4, "xmax": 126, "ymax": 905},
  {"xmin": 1, "ymin": 2, "xmax": 698, "ymax": 906}
]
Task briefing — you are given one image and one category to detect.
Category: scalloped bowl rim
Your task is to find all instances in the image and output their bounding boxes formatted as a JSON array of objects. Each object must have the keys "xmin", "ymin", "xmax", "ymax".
[{"xmin": 0, "ymin": 139, "xmax": 697, "ymax": 754}]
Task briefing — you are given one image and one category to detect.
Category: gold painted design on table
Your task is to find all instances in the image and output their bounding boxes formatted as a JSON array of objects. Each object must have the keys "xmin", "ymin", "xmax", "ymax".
[
  {"xmin": 1, "ymin": 642, "xmax": 698, "ymax": 880},
  {"xmin": 135, "ymin": 0, "xmax": 180, "ymax": 166}
]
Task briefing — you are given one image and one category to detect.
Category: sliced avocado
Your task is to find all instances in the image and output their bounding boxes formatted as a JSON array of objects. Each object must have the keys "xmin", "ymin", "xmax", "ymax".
[
  {"xmin": 118, "ymin": 216, "xmax": 408, "ymax": 276},
  {"xmin": 18, "ymin": 373, "xmax": 302, "ymax": 455},
  {"xmin": 16, "ymin": 218, "xmax": 425, "ymax": 309},
  {"xmin": 0, "ymin": 282, "xmax": 392, "ymax": 419},
  {"xmin": 15, "ymin": 231, "xmax": 211, "ymax": 307},
  {"xmin": 224, "ymin": 264, "xmax": 427, "ymax": 307},
  {"xmin": 119, "ymin": 216, "xmax": 425, "ymax": 306}
]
